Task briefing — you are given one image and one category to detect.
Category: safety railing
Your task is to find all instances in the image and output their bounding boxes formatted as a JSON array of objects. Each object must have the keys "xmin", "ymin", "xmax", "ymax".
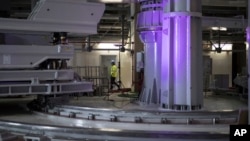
[{"xmin": 71, "ymin": 66, "xmax": 109, "ymax": 96}]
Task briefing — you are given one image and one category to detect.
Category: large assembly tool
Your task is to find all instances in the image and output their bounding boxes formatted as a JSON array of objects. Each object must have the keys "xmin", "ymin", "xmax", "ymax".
[{"xmin": 0, "ymin": 0, "xmax": 105, "ymax": 97}]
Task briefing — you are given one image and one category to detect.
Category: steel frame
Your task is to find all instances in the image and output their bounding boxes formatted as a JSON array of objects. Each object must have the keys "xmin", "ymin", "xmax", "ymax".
[{"xmin": 0, "ymin": 81, "xmax": 93, "ymax": 96}]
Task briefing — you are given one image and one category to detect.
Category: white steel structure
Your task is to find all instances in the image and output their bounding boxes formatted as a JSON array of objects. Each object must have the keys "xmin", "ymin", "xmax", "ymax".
[{"xmin": 0, "ymin": 0, "xmax": 105, "ymax": 97}]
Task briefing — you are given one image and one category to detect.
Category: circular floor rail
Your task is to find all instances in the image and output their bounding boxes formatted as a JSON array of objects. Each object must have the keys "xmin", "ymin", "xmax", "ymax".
[
  {"xmin": 0, "ymin": 119, "xmax": 229, "ymax": 141},
  {"xmin": 45, "ymin": 105, "xmax": 239, "ymax": 125}
]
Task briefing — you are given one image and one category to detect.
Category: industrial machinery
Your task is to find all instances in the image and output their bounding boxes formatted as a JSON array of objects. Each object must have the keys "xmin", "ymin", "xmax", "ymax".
[
  {"xmin": 0, "ymin": 1, "xmax": 247, "ymax": 140},
  {"xmin": 137, "ymin": 0, "xmax": 203, "ymax": 110},
  {"xmin": 0, "ymin": 0, "xmax": 105, "ymax": 108}
]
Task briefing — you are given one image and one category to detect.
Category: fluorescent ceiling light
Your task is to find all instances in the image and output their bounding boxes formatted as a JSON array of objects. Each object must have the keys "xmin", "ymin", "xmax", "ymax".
[
  {"xmin": 212, "ymin": 44, "xmax": 232, "ymax": 51},
  {"xmin": 211, "ymin": 27, "xmax": 227, "ymax": 31},
  {"xmin": 97, "ymin": 43, "xmax": 118, "ymax": 49}
]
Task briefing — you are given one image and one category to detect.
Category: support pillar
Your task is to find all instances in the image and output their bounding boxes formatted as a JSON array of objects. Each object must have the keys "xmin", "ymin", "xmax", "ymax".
[
  {"xmin": 161, "ymin": 0, "xmax": 203, "ymax": 110},
  {"xmin": 137, "ymin": 0, "xmax": 162, "ymax": 106},
  {"xmin": 137, "ymin": 0, "xmax": 203, "ymax": 110},
  {"xmin": 139, "ymin": 31, "xmax": 162, "ymax": 106}
]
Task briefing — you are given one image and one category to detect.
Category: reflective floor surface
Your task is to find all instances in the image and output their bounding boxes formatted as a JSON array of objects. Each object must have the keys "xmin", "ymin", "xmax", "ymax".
[{"xmin": 0, "ymin": 92, "xmax": 247, "ymax": 141}]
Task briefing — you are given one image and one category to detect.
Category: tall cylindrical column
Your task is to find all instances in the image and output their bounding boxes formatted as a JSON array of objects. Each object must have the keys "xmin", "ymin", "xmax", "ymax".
[
  {"xmin": 162, "ymin": 0, "xmax": 203, "ymax": 110},
  {"xmin": 137, "ymin": 0, "xmax": 162, "ymax": 106},
  {"xmin": 139, "ymin": 31, "xmax": 162, "ymax": 105},
  {"xmin": 173, "ymin": 15, "xmax": 188, "ymax": 105},
  {"xmin": 137, "ymin": 0, "xmax": 203, "ymax": 110},
  {"xmin": 161, "ymin": 0, "xmax": 173, "ymax": 109}
]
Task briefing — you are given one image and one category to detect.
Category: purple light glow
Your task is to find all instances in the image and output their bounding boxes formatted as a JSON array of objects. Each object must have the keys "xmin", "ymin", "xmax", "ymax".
[
  {"xmin": 174, "ymin": 16, "xmax": 188, "ymax": 104},
  {"xmin": 138, "ymin": 0, "xmax": 202, "ymax": 109},
  {"xmin": 139, "ymin": 30, "xmax": 162, "ymax": 105},
  {"xmin": 247, "ymin": 27, "xmax": 250, "ymax": 42},
  {"xmin": 186, "ymin": 15, "xmax": 191, "ymax": 103}
]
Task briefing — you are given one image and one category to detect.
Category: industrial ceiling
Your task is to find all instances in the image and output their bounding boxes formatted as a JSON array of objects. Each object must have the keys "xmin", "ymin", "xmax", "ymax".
[{"xmin": 0, "ymin": 0, "xmax": 248, "ymax": 45}]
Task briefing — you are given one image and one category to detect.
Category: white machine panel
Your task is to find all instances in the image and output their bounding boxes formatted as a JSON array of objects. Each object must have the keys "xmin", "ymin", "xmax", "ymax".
[
  {"xmin": 0, "ymin": 70, "xmax": 75, "ymax": 82},
  {"xmin": 0, "ymin": 44, "xmax": 73, "ymax": 69},
  {"xmin": 29, "ymin": 0, "xmax": 104, "ymax": 24},
  {"xmin": 0, "ymin": 0, "xmax": 105, "ymax": 35},
  {"xmin": 0, "ymin": 0, "xmax": 104, "ymax": 96}
]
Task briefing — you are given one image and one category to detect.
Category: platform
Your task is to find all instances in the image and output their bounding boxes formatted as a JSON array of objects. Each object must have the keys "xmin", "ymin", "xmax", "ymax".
[{"xmin": 0, "ymin": 92, "xmax": 248, "ymax": 141}]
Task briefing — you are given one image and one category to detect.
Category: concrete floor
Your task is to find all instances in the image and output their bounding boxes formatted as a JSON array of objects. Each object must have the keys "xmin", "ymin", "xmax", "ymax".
[
  {"xmin": 66, "ymin": 92, "xmax": 248, "ymax": 111},
  {"xmin": 0, "ymin": 92, "xmax": 247, "ymax": 140},
  {"xmin": 0, "ymin": 92, "xmax": 248, "ymax": 122},
  {"xmin": 0, "ymin": 92, "xmax": 248, "ymax": 113}
]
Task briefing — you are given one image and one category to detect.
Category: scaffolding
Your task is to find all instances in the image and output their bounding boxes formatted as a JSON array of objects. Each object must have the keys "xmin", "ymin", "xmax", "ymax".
[{"xmin": 72, "ymin": 66, "xmax": 109, "ymax": 96}]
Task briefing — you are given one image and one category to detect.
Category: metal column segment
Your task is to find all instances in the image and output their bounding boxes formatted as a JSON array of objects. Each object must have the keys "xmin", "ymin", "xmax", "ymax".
[
  {"xmin": 137, "ymin": 0, "xmax": 162, "ymax": 106},
  {"xmin": 162, "ymin": 0, "xmax": 203, "ymax": 110},
  {"xmin": 161, "ymin": 0, "xmax": 173, "ymax": 109},
  {"xmin": 137, "ymin": 0, "xmax": 202, "ymax": 110},
  {"xmin": 139, "ymin": 31, "xmax": 162, "ymax": 106}
]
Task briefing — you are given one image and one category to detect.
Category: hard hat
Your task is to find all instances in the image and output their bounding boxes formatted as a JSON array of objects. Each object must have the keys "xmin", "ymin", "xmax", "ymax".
[{"xmin": 111, "ymin": 60, "xmax": 115, "ymax": 63}]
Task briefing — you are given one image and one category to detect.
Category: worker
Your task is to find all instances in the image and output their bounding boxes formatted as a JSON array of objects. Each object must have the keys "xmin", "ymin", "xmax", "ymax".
[{"xmin": 110, "ymin": 60, "xmax": 120, "ymax": 90}]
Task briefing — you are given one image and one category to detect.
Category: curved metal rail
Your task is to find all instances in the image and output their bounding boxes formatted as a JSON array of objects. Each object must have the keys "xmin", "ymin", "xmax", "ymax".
[
  {"xmin": 46, "ymin": 105, "xmax": 239, "ymax": 125},
  {"xmin": 0, "ymin": 119, "xmax": 229, "ymax": 141}
]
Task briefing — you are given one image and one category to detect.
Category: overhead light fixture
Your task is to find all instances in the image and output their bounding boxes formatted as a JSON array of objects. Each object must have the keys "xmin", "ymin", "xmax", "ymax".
[
  {"xmin": 97, "ymin": 43, "xmax": 118, "ymax": 49},
  {"xmin": 211, "ymin": 27, "xmax": 227, "ymax": 31},
  {"xmin": 212, "ymin": 44, "xmax": 232, "ymax": 51}
]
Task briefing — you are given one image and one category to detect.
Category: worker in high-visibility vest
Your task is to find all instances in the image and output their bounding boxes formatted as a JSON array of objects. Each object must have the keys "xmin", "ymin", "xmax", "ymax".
[{"xmin": 110, "ymin": 60, "xmax": 120, "ymax": 90}]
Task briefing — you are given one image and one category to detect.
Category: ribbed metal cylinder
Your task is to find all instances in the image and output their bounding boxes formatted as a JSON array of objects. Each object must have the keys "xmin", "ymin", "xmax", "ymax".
[
  {"xmin": 137, "ymin": 0, "xmax": 203, "ymax": 110},
  {"xmin": 139, "ymin": 31, "xmax": 162, "ymax": 105},
  {"xmin": 137, "ymin": 0, "xmax": 162, "ymax": 106}
]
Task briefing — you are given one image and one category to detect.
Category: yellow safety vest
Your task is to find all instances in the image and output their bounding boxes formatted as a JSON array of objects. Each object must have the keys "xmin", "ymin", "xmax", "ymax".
[{"xmin": 111, "ymin": 65, "xmax": 118, "ymax": 77}]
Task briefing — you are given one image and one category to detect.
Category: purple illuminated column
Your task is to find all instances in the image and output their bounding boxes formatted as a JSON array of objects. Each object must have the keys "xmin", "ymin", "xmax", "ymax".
[
  {"xmin": 161, "ymin": 0, "xmax": 203, "ymax": 110},
  {"xmin": 139, "ymin": 31, "xmax": 162, "ymax": 106},
  {"xmin": 137, "ymin": 0, "xmax": 202, "ymax": 110},
  {"xmin": 137, "ymin": 0, "xmax": 162, "ymax": 106}
]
